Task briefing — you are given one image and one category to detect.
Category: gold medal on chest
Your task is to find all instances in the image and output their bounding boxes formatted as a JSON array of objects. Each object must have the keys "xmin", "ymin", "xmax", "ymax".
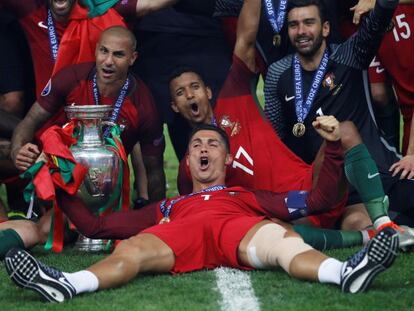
[
  {"xmin": 159, "ymin": 217, "xmax": 170, "ymax": 224},
  {"xmin": 292, "ymin": 122, "xmax": 306, "ymax": 137},
  {"xmin": 273, "ymin": 34, "xmax": 282, "ymax": 47}
]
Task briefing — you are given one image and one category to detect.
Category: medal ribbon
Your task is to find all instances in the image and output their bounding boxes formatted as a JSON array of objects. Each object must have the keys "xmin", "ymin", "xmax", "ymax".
[
  {"xmin": 92, "ymin": 73, "xmax": 130, "ymax": 138},
  {"xmin": 211, "ymin": 115, "xmax": 217, "ymax": 126},
  {"xmin": 293, "ymin": 49, "xmax": 329, "ymax": 123},
  {"xmin": 263, "ymin": 0, "xmax": 288, "ymax": 34},
  {"xmin": 47, "ymin": 9, "xmax": 59, "ymax": 63},
  {"xmin": 159, "ymin": 185, "xmax": 226, "ymax": 220}
]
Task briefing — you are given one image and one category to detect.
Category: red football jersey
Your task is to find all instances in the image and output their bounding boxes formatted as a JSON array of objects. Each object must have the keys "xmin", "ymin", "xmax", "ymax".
[
  {"xmin": 2, "ymin": 0, "xmax": 67, "ymax": 96},
  {"xmin": 178, "ymin": 55, "xmax": 313, "ymax": 194},
  {"xmin": 37, "ymin": 62, "xmax": 163, "ymax": 156},
  {"xmin": 368, "ymin": 5, "xmax": 414, "ymax": 153}
]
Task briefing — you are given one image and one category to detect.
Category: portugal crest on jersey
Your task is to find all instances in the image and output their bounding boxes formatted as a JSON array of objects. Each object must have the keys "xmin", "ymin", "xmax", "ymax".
[
  {"xmin": 323, "ymin": 72, "xmax": 336, "ymax": 91},
  {"xmin": 219, "ymin": 115, "xmax": 241, "ymax": 137}
]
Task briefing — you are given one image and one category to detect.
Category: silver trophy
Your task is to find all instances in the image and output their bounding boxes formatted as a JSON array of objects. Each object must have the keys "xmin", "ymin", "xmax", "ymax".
[{"xmin": 65, "ymin": 105, "xmax": 121, "ymax": 251}]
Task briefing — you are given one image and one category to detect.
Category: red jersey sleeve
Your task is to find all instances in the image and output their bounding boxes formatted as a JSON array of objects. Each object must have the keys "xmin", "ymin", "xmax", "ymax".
[
  {"xmin": 218, "ymin": 54, "xmax": 256, "ymax": 99},
  {"xmin": 37, "ymin": 63, "xmax": 93, "ymax": 114},
  {"xmin": 252, "ymin": 189, "xmax": 291, "ymax": 221}
]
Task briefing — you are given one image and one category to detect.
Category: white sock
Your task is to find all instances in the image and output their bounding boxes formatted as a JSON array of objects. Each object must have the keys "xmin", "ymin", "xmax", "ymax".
[
  {"xmin": 361, "ymin": 230, "xmax": 370, "ymax": 245},
  {"xmin": 317, "ymin": 258, "xmax": 343, "ymax": 285},
  {"xmin": 373, "ymin": 216, "xmax": 392, "ymax": 230},
  {"xmin": 63, "ymin": 270, "xmax": 99, "ymax": 294}
]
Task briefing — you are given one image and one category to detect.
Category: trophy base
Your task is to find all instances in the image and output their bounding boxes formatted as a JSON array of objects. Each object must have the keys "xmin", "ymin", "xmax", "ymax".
[{"xmin": 73, "ymin": 235, "xmax": 110, "ymax": 252}]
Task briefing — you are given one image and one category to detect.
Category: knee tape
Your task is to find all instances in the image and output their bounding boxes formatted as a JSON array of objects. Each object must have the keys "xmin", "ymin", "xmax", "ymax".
[{"xmin": 246, "ymin": 223, "xmax": 313, "ymax": 273}]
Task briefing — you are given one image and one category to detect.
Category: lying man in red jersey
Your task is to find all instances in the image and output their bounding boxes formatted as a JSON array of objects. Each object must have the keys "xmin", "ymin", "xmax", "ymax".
[
  {"xmin": 4, "ymin": 124, "xmax": 400, "ymax": 302},
  {"xmin": 0, "ymin": 116, "xmax": 390, "ymax": 258}
]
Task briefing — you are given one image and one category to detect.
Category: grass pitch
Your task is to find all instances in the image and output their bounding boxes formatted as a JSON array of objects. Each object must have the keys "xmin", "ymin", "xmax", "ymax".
[{"xmin": 1, "ymin": 247, "xmax": 414, "ymax": 310}]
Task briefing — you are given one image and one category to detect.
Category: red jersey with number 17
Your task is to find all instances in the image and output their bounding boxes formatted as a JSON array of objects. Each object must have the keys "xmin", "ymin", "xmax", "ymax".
[{"xmin": 177, "ymin": 55, "xmax": 313, "ymax": 195}]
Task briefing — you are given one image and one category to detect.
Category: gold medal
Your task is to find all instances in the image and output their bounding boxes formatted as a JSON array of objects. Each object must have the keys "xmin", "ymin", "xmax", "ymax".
[
  {"xmin": 273, "ymin": 34, "xmax": 281, "ymax": 47},
  {"xmin": 292, "ymin": 122, "xmax": 306, "ymax": 137},
  {"xmin": 159, "ymin": 217, "xmax": 170, "ymax": 224}
]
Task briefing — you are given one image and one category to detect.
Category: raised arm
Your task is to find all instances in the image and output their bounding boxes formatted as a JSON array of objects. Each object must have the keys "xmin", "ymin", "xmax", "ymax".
[
  {"xmin": 10, "ymin": 102, "xmax": 52, "ymax": 171},
  {"xmin": 234, "ymin": 0, "xmax": 262, "ymax": 71},
  {"xmin": 351, "ymin": 0, "xmax": 410, "ymax": 24},
  {"xmin": 333, "ymin": 0, "xmax": 399, "ymax": 69}
]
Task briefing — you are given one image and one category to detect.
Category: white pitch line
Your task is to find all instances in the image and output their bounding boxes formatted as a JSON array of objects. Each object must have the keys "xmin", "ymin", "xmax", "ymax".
[{"xmin": 215, "ymin": 267, "xmax": 260, "ymax": 311}]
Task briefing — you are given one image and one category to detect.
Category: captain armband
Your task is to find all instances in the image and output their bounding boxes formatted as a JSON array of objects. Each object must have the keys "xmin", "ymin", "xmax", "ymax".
[{"xmin": 286, "ymin": 190, "xmax": 309, "ymax": 219}]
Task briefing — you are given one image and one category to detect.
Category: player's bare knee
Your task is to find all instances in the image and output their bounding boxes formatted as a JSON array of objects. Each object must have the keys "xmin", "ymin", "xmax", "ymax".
[
  {"xmin": 114, "ymin": 235, "xmax": 167, "ymax": 260},
  {"xmin": 246, "ymin": 223, "xmax": 312, "ymax": 273},
  {"xmin": 113, "ymin": 234, "xmax": 174, "ymax": 273},
  {"xmin": 339, "ymin": 121, "xmax": 361, "ymax": 151},
  {"xmin": 113, "ymin": 238, "xmax": 141, "ymax": 257}
]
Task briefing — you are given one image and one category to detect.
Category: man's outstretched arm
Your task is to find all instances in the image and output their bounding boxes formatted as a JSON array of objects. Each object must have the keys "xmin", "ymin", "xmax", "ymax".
[
  {"xmin": 352, "ymin": 0, "xmax": 414, "ymax": 24},
  {"xmin": 57, "ymin": 190, "xmax": 158, "ymax": 239},
  {"xmin": 234, "ymin": 0, "xmax": 262, "ymax": 72}
]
